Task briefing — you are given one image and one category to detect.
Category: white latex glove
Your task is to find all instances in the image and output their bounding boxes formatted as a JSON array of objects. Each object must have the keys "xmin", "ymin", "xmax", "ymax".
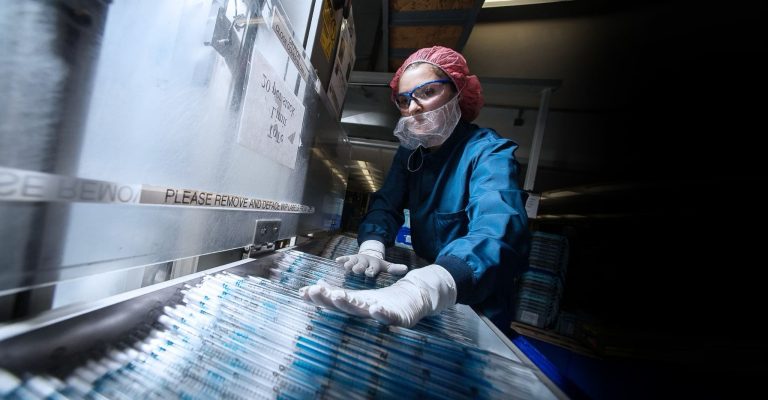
[
  {"xmin": 299, "ymin": 264, "xmax": 457, "ymax": 328},
  {"xmin": 335, "ymin": 240, "xmax": 408, "ymax": 277}
]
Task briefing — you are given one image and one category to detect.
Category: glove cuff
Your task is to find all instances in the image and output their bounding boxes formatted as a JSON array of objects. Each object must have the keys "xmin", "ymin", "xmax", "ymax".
[
  {"xmin": 401, "ymin": 264, "xmax": 457, "ymax": 315},
  {"xmin": 358, "ymin": 240, "xmax": 385, "ymax": 260}
]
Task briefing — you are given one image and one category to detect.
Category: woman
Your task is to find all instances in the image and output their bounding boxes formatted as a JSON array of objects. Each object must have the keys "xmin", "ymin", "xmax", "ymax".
[{"xmin": 300, "ymin": 46, "xmax": 530, "ymax": 331}]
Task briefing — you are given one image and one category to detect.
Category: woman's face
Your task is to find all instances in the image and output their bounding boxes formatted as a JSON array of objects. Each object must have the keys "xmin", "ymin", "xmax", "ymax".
[{"xmin": 396, "ymin": 64, "xmax": 455, "ymax": 117}]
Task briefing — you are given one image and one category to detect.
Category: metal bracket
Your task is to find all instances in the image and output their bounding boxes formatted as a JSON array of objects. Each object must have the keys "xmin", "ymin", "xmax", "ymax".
[
  {"xmin": 204, "ymin": 7, "xmax": 241, "ymax": 73},
  {"xmin": 249, "ymin": 219, "xmax": 281, "ymax": 257}
]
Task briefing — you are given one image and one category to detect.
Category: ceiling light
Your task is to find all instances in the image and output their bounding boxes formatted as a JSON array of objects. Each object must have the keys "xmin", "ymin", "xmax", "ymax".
[
  {"xmin": 542, "ymin": 190, "xmax": 580, "ymax": 199},
  {"xmin": 482, "ymin": 0, "xmax": 572, "ymax": 8}
]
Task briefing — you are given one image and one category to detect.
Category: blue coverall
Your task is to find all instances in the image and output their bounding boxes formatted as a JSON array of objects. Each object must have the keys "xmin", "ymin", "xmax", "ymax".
[{"xmin": 358, "ymin": 119, "xmax": 531, "ymax": 328}]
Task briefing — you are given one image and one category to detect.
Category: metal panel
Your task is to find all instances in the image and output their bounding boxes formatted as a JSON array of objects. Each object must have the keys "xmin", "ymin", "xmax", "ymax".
[{"xmin": 0, "ymin": 0, "xmax": 349, "ymax": 316}]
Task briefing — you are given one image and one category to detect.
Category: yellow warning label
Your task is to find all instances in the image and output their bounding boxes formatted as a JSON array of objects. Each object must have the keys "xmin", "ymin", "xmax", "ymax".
[{"xmin": 319, "ymin": 0, "xmax": 338, "ymax": 61}]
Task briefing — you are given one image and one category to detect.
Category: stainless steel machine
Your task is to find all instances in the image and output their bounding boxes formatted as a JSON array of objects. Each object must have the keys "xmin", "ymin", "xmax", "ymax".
[{"xmin": 0, "ymin": 1, "xmax": 564, "ymax": 398}]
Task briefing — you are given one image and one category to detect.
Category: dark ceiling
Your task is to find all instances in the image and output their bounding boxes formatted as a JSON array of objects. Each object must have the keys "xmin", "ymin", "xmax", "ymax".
[{"xmin": 341, "ymin": 1, "xmax": 767, "ymax": 199}]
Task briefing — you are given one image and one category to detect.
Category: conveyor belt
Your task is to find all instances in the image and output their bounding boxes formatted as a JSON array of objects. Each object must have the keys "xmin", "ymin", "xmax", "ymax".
[
  {"xmin": 0, "ymin": 238, "xmax": 560, "ymax": 399},
  {"xmin": 292, "ymin": 233, "xmax": 428, "ymax": 268}
]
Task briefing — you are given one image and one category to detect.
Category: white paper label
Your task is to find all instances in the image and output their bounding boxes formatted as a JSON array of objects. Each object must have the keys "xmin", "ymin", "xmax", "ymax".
[
  {"xmin": 525, "ymin": 192, "xmax": 541, "ymax": 219},
  {"xmin": 271, "ymin": 8, "xmax": 311, "ymax": 83},
  {"xmin": 520, "ymin": 310, "xmax": 540, "ymax": 326},
  {"xmin": 140, "ymin": 185, "xmax": 314, "ymax": 213},
  {"xmin": 0, "ymin": 167, "xmax": 315, "ymax": 213},
  {"xmin": 238, "ymin": 49, "xmax": 305, "ymax": 169}
]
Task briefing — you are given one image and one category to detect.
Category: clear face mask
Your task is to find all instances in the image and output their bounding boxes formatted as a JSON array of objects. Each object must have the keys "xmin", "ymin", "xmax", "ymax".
[{"xmin": 393, "ymin": 95, "xmax": 461, "ymax": 150}]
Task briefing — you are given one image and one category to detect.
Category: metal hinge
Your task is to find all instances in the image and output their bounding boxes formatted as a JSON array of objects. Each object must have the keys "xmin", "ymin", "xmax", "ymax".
[{"xmin": 247, "ymin": 219, "xmax": 281, "ymax": 257}]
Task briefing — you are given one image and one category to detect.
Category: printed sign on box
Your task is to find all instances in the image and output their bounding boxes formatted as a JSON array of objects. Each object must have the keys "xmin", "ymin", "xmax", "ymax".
[{"xmin": 326, "ymin": 17, "xmax": 356, "ymax": 118}]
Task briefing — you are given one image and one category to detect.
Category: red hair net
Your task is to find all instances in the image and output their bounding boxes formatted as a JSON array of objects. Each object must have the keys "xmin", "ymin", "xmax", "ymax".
[{"xmin": 389, "ymin": 46, "xmax": 484, "ymax": 121}]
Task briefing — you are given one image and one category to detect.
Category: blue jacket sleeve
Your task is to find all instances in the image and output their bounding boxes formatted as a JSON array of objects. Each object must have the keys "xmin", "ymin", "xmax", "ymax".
[
  {"xmin": 436, "ymin": 138, "xmax": 530, "ymax": 305},
  {"xmin": 357, "ymin": 147, "xmax": 408, "ymax": 247}
]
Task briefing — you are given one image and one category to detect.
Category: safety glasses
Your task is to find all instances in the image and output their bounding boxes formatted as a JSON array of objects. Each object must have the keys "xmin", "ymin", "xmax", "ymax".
[{"xmin": 394, "ymin": 79, "xmax": 452, "ymax": 110}]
